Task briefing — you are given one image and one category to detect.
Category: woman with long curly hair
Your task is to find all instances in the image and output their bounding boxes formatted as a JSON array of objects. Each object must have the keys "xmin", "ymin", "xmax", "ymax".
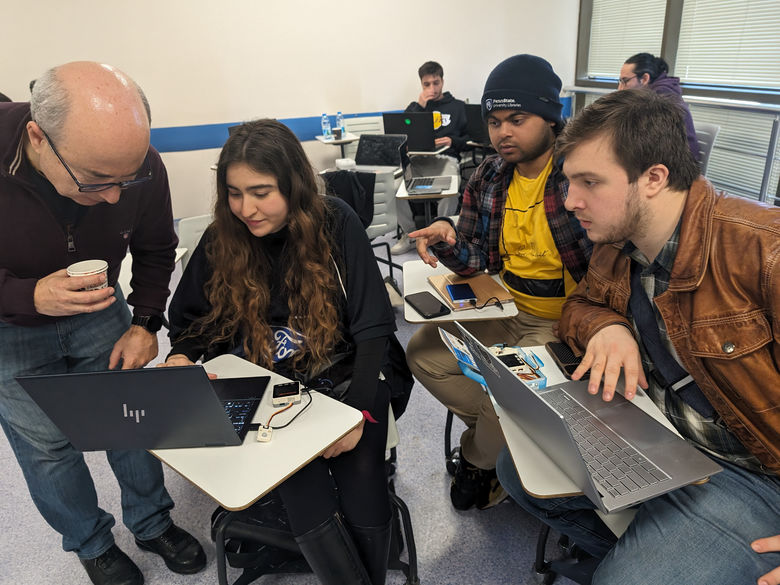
[{"xmin": 162, "ymin": 119, "xmax": 399, "ymax": 585}]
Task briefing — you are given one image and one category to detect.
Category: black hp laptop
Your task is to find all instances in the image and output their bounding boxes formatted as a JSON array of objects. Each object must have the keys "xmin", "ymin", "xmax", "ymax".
[{"xmin": 16, "ymin": 366, "xmax": 269, "ymax": 450}]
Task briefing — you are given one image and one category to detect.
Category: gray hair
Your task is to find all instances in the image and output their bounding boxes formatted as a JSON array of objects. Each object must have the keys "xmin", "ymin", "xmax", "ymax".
[{"xmin": 30, "ymin": 65, "xmax": 152, "ymax": 142}]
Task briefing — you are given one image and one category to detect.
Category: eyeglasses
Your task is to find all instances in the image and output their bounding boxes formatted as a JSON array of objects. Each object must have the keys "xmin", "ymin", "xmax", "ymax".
[
  {"xmin": 40, "ymin": 128, "xmax": 152, "ymax": 193},
  {"xmin": 618, "ymin": 75, "xmax": 639, "ymax": 87}
]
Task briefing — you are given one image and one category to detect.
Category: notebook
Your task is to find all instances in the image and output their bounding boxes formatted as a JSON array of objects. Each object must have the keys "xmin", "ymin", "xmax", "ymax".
[
  {"xmin": 382, "ymin": 112, "xmax": 447, "ymax": 154},
  {"xmin": 16, "ymin": 366, "xmax": 269, "ymax": 451},
  {"xmin": 428, "ymin": 272, "xmax": 514, "ymax": 311},
  {"xmin": 455, "ymin": 323, "xmax": 722, "ymax": 513}
]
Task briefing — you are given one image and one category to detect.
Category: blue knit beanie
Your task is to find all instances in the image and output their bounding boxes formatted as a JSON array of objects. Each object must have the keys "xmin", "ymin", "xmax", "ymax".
[{"xmin": 481, "ymin": 54, "xmax": 563, "ymax": 128}]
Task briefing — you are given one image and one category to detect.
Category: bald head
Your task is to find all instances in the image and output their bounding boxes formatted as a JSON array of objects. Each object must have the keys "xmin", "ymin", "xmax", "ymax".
[
  {"xmin": 31, "ymin": 62, "xmax": 150, "ymax": 142},
  {"xmin": 26, "ymin": 62, "xmax": 153, "ymax": 206}
]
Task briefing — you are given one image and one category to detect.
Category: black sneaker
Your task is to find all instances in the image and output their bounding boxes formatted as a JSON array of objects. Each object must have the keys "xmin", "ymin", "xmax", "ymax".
[
  {"xmin": 135, "ymin": 523, "xmax": 206, "ymax": 574},
  {"xmin": 450, "ymin": 456, "xmax": 482, "ymax": 510},
  {"xmin": 80, "ymin": 544, "xmax": 143, "ymax": 585},
  {"xmin": 475, "ymin": 470, "xmax": 509, "ymax": 510}
]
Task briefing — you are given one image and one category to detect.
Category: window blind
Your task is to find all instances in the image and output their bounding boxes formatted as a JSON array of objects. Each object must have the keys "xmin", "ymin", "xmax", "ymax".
[
  {"xmin": 587, "ymin": 0, "xmax": 666, "ymax": 79},
  {"xmin": 675, "ymin": 0, "xmax": 780, "ymax": 89}
]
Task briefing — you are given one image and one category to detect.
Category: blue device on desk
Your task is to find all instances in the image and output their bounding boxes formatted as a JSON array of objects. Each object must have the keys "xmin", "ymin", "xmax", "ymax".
[{"xmin": 446, "ymin": 283, "xmax": 477, "ymax": 308}]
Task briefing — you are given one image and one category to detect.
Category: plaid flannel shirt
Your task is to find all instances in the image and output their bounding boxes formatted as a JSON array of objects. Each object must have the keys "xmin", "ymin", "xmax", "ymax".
[{"xmin": 431, "ymin": 154, "xmax": 592, "ymax": 281}]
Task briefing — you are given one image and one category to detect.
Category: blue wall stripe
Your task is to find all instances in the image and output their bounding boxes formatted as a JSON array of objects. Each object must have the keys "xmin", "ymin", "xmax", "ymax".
[
  {"xmin": 149, "ymin": 111, "xmax": 400, "ymax": 153},
  {"xmin": 149, "ymin": 98, "xmax": 573, "ymax": 153}
]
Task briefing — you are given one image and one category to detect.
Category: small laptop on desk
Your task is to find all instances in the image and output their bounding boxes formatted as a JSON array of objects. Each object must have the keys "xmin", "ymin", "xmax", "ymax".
[
  {"xmin": 400, "ymin": 147, "xmax": 454, "ymax": 195},
  {"xmin": 16, "ymin": 367, "xmax": 270, "ymax": 451},
  {"xmin": 382, "ymin": 112, "xmax": 447, "ymax": 154},
  {"xmin": 455, "ymin": 323, "xmax": 722, "ymax": 513}
]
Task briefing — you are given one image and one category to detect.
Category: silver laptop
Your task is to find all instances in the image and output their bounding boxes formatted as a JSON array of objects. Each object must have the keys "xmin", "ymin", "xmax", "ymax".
[
  {"xmin": 455, "ymin": 323, "xmax": 722, "ymax": 513},
  {"xmin": 400, "ymin": 149, "xmax": 453, "ymax": 195},
  {"xmin": 16, "ymin": 366, "xmax": 270, "ymax": 451}
]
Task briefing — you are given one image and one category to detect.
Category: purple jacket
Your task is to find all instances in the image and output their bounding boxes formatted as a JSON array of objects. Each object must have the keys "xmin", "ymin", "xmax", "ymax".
[
  {"xmin": 0, "ymin": 102, "xmax": 177, "ymax": 326},
  {"xmin": 650, "ymin": 73, "xmax": 700, "ymax": 160}
]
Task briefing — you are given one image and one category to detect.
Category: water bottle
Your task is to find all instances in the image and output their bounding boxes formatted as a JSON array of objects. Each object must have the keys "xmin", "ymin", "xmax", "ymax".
[
  {"xmin": 336, "ymin": 111, "xmax": 345, "ymax": 134},
  {"xmin": 321, "ymin": 113, "xmax": 331, "ymax": 137}
]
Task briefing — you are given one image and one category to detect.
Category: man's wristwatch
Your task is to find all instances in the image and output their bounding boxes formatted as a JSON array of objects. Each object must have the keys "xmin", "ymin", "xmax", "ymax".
[{"xmin": 131, "ymin": 314, "xmax": 164, "ymax": 334}]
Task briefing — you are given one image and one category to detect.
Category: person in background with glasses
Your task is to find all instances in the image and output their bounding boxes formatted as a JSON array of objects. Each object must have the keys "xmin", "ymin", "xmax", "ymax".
[
  {"xmin": 618, "ymin": 52, "xmax": 699, "ymax": 161},
  {"xmin": 0, "ymin": 62, "xmax": 205, "ymax": 585}
]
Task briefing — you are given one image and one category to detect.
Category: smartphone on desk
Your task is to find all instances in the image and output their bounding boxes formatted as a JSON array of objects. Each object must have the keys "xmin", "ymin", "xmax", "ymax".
[
  {"xmin": 405, "ymin": 291, "xmax": 451, "ymax": 319},
  {"xmin": 445, "ymin": 283, "xmax": 477, "ymax": 308},
  {"xmin": 545, "ymin": 341, "xmax": 588, "ymax": 379}
]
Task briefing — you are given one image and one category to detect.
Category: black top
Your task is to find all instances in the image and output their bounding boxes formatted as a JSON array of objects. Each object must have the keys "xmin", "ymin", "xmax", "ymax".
[{"xmin": 167, "ymin": 197, "xmax": 396, "ymax": 411}]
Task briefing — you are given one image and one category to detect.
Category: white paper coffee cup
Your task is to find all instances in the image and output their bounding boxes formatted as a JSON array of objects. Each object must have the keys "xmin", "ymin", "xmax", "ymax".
[{"xmin": 67, "ymin": 259, "xmax": 108, "ymax": 291}]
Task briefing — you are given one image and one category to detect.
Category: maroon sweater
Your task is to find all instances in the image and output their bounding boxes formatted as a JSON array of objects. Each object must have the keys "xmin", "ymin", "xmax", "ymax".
[{"xmin": 0, "ymin": 102, "xmax": 177, "ymax": 326}]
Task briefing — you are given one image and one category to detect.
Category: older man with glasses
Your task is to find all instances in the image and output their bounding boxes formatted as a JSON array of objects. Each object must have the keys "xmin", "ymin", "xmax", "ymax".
[{"xmin": 0, "ymin": 62, "xmax": 205, "ymax": 585}]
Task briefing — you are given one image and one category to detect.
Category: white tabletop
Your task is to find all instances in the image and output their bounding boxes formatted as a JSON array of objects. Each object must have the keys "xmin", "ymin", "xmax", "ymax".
[
  {"xmin": 315, "ymin": 132, "xmax": 359, "ymax": 145},
  {"xmin": 151, "ymin": 354, "xmax": 363, "ymax": 510},
  {"xmin": 402, "ymin": 260, "xmax": 519, "ymax": 323}
]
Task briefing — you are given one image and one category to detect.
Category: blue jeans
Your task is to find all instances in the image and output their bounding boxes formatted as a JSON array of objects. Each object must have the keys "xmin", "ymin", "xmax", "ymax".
[
  {"xmin": 496, "ymin": 447, "xmax": 780, "ymax": 584},
  {"xmin": 0, "ymin": 294, "xmax": 173, "ymax": 559}
]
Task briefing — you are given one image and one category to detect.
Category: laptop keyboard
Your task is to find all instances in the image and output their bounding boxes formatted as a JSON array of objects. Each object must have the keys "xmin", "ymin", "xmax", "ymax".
[
  {"xmin": 222, "ymin": 399, "xmax": 259, "ymax": 438},
  {"xmin": 542, "ymin": 389, "xmax": 671, "ymax": 498},
  {"xmin": 409, "ymin": 177, "xmax": 434, "ymax": 188}
]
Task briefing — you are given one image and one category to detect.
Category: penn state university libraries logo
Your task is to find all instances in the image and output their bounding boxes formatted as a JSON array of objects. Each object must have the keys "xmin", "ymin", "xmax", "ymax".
[
  {"xmin": 123, "ymin": 403, "xmax": 145, "ymax": 423},
  {"xmin": 485, "ymin": 99, "xmax": 493, "ymax": 111}
]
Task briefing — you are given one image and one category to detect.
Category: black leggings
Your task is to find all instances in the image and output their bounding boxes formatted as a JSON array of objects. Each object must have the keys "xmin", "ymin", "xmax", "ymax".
[{"xmin": 275, "ymin": 381, "xmax": 391, "ymax": 534}]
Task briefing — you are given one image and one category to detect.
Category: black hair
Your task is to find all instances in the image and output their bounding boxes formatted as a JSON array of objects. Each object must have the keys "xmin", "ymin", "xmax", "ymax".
[
  {"xmin": 418, "ymin": 61, "xmax": 443, "ymax": 80},
  {"xmin": 625, "ymin": 53, "xmax": 669, "ymax": 83}
]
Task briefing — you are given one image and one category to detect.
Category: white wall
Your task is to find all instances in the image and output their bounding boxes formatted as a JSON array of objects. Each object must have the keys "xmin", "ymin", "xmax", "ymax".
[{"xmin": 3, "ymin": 0, "xmax": 579, "ymax": 218}]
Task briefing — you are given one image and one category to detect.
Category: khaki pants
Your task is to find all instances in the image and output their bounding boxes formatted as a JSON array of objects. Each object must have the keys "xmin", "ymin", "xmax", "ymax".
[{"xmin": 406, "ymin": 311, "xmax": 557, "ymax": 469}]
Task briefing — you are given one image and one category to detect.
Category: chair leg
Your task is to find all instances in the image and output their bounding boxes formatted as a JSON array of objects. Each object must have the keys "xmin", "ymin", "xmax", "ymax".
[
  {"xmin": 534, "ymin": 524, "xmax": 557, "ymax": 584},
  {"xmin": 444, "ymin": 410, "xmax": 460, "ymax": 475},
  {"xmin": 389, "ymin": 489, "xmax": 420, "ymax": 585}
]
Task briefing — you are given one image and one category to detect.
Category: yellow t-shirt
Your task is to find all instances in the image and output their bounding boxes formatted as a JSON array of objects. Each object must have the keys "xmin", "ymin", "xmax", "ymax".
[{"xmin": 500, "ymin": 157, "xmax": 576, "ymax": 320}]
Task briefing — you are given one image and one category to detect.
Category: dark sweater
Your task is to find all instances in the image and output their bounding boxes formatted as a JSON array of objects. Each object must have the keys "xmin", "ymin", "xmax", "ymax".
[
  {"xmin": 168, "ymin": 197, "xmax": 396, "ymax": 412},
  {"xmin": 0, "ymin": 102, "xmax": 177, "ymax": 325}
]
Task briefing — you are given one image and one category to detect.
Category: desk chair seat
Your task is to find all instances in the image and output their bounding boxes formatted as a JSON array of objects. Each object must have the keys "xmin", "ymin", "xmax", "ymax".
[{"xmin": 212, "ymin": 405, "xmax": 419, "ymax": 585}]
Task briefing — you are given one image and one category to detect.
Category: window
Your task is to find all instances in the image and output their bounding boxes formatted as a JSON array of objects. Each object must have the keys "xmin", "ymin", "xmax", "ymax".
[
  {"xmin": 586, "ymin": 0, "xmax": 666, "ymax": 80},
  {"xmin": 676, "ymin": 0, "xmax": 780, "ymax": 91}
]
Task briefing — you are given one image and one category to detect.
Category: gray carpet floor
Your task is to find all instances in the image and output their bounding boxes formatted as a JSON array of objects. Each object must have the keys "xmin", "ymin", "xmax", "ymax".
[{"xmin": 0, "ymin": 233, "xmax": 576, "ymax": 585}]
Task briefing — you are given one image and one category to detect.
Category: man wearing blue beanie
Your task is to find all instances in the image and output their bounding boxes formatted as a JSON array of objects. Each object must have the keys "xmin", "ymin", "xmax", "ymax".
[{"xmin": 407, "ymin": 55, "xmax": 592, "ymax": 510}]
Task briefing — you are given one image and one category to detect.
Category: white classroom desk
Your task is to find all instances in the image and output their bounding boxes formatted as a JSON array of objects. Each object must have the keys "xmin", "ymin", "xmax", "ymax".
[
  {"xmin": 315, "ymin": 132, "xmax": 359, "ymax": 158},
  {"xmin": 396, "ymin": 174, "xmax": 459, "ymax": 226},
  {"xmin": 495, "ymin": 345, "xmax": 680, "ymax": 535},
  {"xmin": 402, "ymin": 259, "xmax": 519, "ymax": 323},
  {"xmin": 151, "ymin": 354, "xmax": 363, "ymax": 510}
]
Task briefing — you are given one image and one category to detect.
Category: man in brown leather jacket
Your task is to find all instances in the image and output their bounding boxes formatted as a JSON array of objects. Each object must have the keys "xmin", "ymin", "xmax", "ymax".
[{"xmin": 495, "ymin": 89, "xmax": 780, "ymax": 585}]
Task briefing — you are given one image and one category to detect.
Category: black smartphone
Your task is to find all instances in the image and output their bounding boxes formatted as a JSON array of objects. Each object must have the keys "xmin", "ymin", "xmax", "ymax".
[
  {"xmin": 445, "ymin": 283, "xmax": 477, "ymax": 307},
  {"xmin": 272, "ymin": 381, "xmax": 301, "ymax": 406},
  {"xmin": 404, "ymin": 291, "xmax": 451, "ymax": 319},
  {"xmin": 545, "ymin": 341, "xmax": 588, "ymax": 379}
]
